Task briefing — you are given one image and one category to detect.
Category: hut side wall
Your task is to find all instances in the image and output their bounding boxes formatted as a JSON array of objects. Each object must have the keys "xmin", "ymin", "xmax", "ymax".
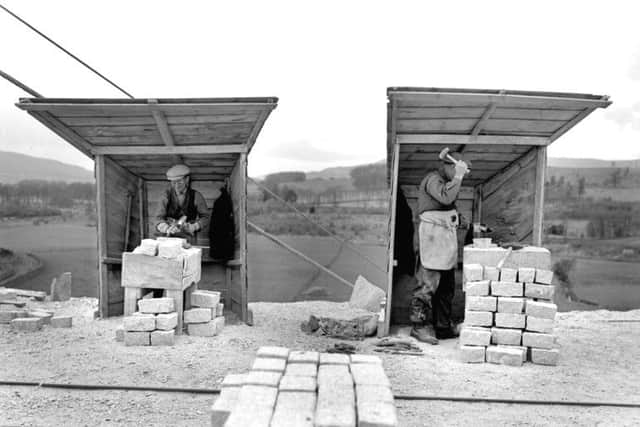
[
  {"xmin": 102, "ymin": 156, "xmax": 142, "ymax": 316},
  {"xmin": 227, "ymin": 153, "xmax": 248, "ymax": 322},
  {"xmin": 480, "ymin": 149, "xmax": 537, "ymax": 244}
]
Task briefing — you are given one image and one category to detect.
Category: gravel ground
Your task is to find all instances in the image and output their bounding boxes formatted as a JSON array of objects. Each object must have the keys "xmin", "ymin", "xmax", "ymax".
[{"xmin": 1, "ymin": 298, "xmax": 639, "ymax": 426}]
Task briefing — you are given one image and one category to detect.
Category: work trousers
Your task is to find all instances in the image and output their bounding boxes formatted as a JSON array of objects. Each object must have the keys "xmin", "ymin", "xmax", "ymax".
[{"xmin": 410, "ymin": 266, "xmax": 455, "ymax": 331}]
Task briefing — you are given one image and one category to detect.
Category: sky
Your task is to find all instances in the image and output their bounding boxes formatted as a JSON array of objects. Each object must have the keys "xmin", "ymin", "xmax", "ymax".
[{"xmin": 1, "ymin": 1, "xmax": 639, "ymax": 177}]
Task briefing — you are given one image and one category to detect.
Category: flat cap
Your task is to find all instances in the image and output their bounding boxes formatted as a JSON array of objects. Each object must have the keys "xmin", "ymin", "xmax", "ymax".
[{"xmin": 166, "ymin": 164, "xmax": 190, "ymax": 180}]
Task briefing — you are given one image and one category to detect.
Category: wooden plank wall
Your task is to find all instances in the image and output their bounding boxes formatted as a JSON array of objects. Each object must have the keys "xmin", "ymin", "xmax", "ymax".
[
  {"xmin": 103, "ymin": 156, "xmax": 142, "ymax": 316},
  {"xmin": 481, "ymin": 149, "xmax": 537, "ymax": 243},
  {"xmin": 228, "ymin": 154, "xmax": 248, "ymax": 321}
]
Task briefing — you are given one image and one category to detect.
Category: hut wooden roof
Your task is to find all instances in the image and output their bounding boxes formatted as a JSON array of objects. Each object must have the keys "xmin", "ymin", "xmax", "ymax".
[
  {"xmin": 387, "ymin": 87, "xmax": 611, "ymax": 187},
  {"xmin": 16, "ymin": 97, "xmax": 277, "ymax": 181}
]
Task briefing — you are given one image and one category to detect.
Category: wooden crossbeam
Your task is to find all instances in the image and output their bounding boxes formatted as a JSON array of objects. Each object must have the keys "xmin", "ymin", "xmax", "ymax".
[
  {"xmin": 91, "ymin": 145, "xmax": 247, "ymax": 155},
  {"xmin": 471, "ymin": 102, "xmax": 498, "ymax": 137},
  {"xmin": 149, "ymin": 99, "xmax": 182, "ymax": 163},
  {"xmin": 396, "ymin": 134, "xmax": 549, "ymax": 146},
  {"xmin": 549, "ymin": 108, "xmax": 595, "ymax": 142}
]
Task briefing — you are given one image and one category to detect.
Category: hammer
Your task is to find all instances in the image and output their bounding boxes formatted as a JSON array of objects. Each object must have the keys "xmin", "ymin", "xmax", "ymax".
[{"xmin": 439, "ymin": 147, "xmax": 470, "ymax": 171}]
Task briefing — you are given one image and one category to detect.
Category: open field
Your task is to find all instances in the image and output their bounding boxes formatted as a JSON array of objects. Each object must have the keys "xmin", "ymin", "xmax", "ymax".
[{"xmin": 1, "ymin": 221, "xmax": 639, "ymax": 311}]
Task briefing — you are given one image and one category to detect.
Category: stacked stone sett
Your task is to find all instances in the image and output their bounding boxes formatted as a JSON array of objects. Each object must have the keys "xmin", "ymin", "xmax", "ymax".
[
  {"xmin": 121, "ymin": 297, "xmax": 177, "ymax": 346},
  {"xmin": 460, "ymin": 248, "xmax": 560, "ymax": 366},
  {"xmin": 210, "ymin": 347, "xmax": 398, "ymax": 427},
  {"xmin": 185, "ymin": 290, "xmax": 225, "ymax": 337}
]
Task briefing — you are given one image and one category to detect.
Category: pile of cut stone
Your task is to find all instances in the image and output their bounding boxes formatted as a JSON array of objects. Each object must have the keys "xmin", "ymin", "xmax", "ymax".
[
  {"xmin": 0, "ymin": 288, "xmax": 72, "ymax": 331},
  {"xmin": 185, "ymin": 290, "xmax": 225, "ymax": 337},
  {"xmin": 120, "ymin": 297, "xmax": 177, "ymax": 346},
  {"xmin": 132, "ymin": 237, "xmax": 200, "ymax": 261},
  {"xmin": 460, "ymin": 262, "xmax": 558, "ymax": 366},
  {"xmin": 211, "ymin": 346, "xmax": 397, "ymax": 427}
]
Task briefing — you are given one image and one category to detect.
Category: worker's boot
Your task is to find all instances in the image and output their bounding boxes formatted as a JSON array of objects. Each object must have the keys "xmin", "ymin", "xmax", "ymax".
[{"xmin": 410, "ymin": 323, "xmax": 439, "ymax": 345}]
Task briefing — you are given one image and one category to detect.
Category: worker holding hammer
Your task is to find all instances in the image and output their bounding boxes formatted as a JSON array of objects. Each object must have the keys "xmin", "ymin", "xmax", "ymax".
[
  {"xmin": 410, "ymin": 150, "xmax": 470, "ymax": 344},
  {"xmin": 154, "ymin": 164, "xmax": 210, "ymax": 242}
]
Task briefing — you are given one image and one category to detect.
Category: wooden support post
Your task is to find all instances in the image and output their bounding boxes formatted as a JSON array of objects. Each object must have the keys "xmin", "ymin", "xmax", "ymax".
[
  {"xmin": 238, "ymin": 153, "xmax": 248, "ymax": 323},
  {"xmin": 384, "ymin": 143, "xmax": 400, "ymax": 337},
  {"xmin": 472, "ymin": 184, "xmax": 483, "ymax": 224},
  {"xmin": 533, "ymin": 146, "xmax": 547, "ymax": 246},
  {"xmin": 95, "ymin": 155, "xmax": 108, "ymax": 318},
  {"xmin": 138, "ymin": 178, "xmax": 146, "ymax": 239}
]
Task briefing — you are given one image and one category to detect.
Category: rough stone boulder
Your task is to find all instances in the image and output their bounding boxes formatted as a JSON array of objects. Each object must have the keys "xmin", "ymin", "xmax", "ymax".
[{"xmin": 301, "ymin": 302, "xmax": 378, "ymax": 339}]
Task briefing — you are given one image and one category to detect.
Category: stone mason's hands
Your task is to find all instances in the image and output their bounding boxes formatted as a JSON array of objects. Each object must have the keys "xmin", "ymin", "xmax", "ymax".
[
  {"xmin": 183, "ymin": 222, "xmax": 199, "ymax": 235},
  {"xmin": 157, "ymin": 222, "xmax": 170, "ymax": 234},
  {"xmin": 454, "ymin": 160, "xmax": 470, "ymax": 179}
]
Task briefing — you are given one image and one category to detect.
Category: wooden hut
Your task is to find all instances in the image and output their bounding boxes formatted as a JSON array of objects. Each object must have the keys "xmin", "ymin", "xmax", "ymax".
[
  {"xmin": 384, "ymin": 87, "xmax": 610, "ymax": 334},
  {"xmin": 16, "ymin": 97, "xmax": 277, "ymax": 322}
]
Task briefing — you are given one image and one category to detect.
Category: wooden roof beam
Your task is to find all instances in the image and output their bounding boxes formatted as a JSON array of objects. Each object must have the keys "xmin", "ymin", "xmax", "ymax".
[
  {"xmin": 28, "ymin": 110, "xmax": 94, "ymax": 158},
  {"xmin": 549, "ymin": 107, "xmax": 596, "ymax": 142},
  {"xmin": 396, "ymin": 134, "xmax": 549, "ymax": 146},
  {"xmin": 148, "ymin": 99, "xmax": 182, "ymax": 164},
  {"xmin": 91, "ymin": 144, "xmax": 247, "ymax": 156},
  {"xmin": 471, "ymin": 101, "xmax": 499, "ymax": 137}
]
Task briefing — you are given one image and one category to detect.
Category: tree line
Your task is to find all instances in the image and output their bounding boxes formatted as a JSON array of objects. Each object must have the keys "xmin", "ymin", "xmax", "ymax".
[{"xmin": 0, "ymin": 180, "xmax": 95, "ymax": 217}]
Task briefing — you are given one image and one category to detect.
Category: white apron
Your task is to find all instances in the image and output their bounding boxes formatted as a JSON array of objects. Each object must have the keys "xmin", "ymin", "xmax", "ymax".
[{"xmin": 418, "ymin": 209, "xmax": 459, "ymax": 270}]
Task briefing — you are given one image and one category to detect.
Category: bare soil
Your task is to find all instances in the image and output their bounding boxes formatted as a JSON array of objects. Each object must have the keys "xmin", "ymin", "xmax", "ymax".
[{"xmin": 1, "ymin": 298, "xmax": 639, "ymax": 426}]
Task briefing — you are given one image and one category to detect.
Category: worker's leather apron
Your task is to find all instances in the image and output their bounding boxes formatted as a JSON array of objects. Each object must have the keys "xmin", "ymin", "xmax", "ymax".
[{"xmin": 418, "ymin": 209, "xmax": 459, "ymax": 270}]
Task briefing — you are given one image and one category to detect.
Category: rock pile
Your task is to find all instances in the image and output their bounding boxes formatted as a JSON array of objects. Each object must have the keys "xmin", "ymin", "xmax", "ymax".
[
  {"xmin": 119, "ymin": 297, "xmax": 177, "ymax": 346},
  {"xmin": 1, "ymin": 289, "xmax": 72, "ymax": 330}
]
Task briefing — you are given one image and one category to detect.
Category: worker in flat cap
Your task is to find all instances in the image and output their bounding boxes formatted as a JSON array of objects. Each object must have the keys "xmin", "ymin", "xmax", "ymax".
[
  {"xmin": 154, "ymin": 164, "xmax": 210, "ymax": 241},
  {"xmin": 410, "ymin": 151, "xmax": 470, "ymax": 344}
]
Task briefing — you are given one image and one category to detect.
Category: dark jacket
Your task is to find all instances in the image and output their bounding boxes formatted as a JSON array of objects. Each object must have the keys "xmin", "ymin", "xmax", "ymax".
[{"xmin": 209, "ymin": 188, "xmax": 235, "ymax": 261}]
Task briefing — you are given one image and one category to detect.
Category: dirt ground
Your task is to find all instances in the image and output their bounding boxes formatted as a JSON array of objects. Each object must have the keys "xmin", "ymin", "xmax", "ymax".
[{"xmin": 1, "ymin": 298, "xmax": 639, "ymax": 426}]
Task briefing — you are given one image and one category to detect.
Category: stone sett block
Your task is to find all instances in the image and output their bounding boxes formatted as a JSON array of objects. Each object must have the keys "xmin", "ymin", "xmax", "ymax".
[
  {"xmin": 123, "ymin": 313, "xmax": 155, "ymax": 331},
  {"xmin": 526, "ymin": 316, "xmax": 554, "ymax": 334},
  {"xmin": 518, "ymin": 267, "xmax": 536, "ymax": 283},
  {"xmin": 155, "ymin": 312, "xmax": 178, "ymax": 330},
  {"xmin": 190, "ymin": 290, "xmax": 220, "ymax": 308},
  {"xmin": 187, "ymin": 319, "xmax": 219, "ymax": 337},
  {"xmin": 319, "ymin": 352, "xmax": 350, "ymax": 365},
  {"xmin": 464, "ymin": 246, "xmax": 551, "ymax": 270},
  {"xmin": 483, "ymin": 266, "xmax": 500, "ymax": 281},
  {"xmin": 499, "ymin": 268, "xmax": 517, "ymax": 282},
  {"xmin": 285, "ymin": 362, "xmax": 318, "ymax": 377},
  {"xmin": 212, "ymin": 316, "xmax": 225, "ymax": 331},
  {"xmin": 0, "ymin": 302, "xmax": 24, "ymax": 311},
  {"xmin": 151, "ymin": 329, "xmax": 174, "ymax": 346},
  {"xmin": 50, "ymin": 315, "xmax": 72, "ymax": 328},
  {"xmin": 494, "ymin": 312, "xmax": 525, "ymax": 329},
  {"xmin": 315, "ymin": 404, "xmax": 356, "ymax": 427},
  {"xmin": 0, "ymin": 310, "xmax": 21, "ymax": 323},
  {"xmin": 356, "ymin": 384, "xmax": 394, "ymax": 404},
  {"xmin": 350, "ymin": 363, "xmax": 390, "ymax": 387},
  {"xmin": 210, "ymin": 395, "xmax": 237, "ymax": 427},
  {"xmin": 137, "ymin": 297, "xmax": 175, "ymax": 314},
  {"xmin": 350, "ymin": 354, "xmax": 382, "ymax": 365},
  {"xmin": 11, "ymin": 317, "xmax": 42, "ymax": 332},
  {"xmin": 357, "ymin": 401, "xmax": 398, "ymax": 427},
  {"xmin": 465, "ymin": 280, "xmax": 490, "ymax": 296},
  {"xmin": 501, "ymin": 345, "xmax": 527, "ymax": 363},
  {"xmin": 535, "ymin": 269, "xmax": 554, "ymax": 285},
  {"xmin": 28, "ymin": 311, "xmax": 53, "ymax": 325},
  {"xmin": 257, "ymin": 346, "xmax": 290, "ymax": 360},
  {"xmin": 497, "ymin": 297, "xmax": 525, "ymax": 314},
  {"xmin": 491, "ymin": 327, "xmax": 522, "ymax": 346},
  {"xmin": 529, "ymin": 348, "xmax": 560, "ymax": 366},
  {"xmin": 0, "ymin": 290, "xmax": 17, "ymax": 301},
  {"xmin": 221, "ymin": 373, "xmax": 247, "ymax": 389},
  {"xmin": 288, "ymin": 350, "xmax": 320, "ymax": 364},
  {"xmin": 490, "ymin": 281, "xmax": 523, "ymax": 297},
  {"xmin": 522, "ymin": 332, "xmax": 555, "ymax": 349},
  {"xmin": 124, "ymin": 331, "xmax": 150, "ymax": 346},
  {"xmin": 466, "ymin": 296, "xmax": 497, "ymax": 312},
  {"xmin": 460, "ymin": 326, "xmax": 491, "ymax": 346},
  {"xmin": 464, "ymin": 310, "xmax": 493, "ymax": 327},
  {"xmin": 486, "ymin": 345, "xmax": 524, "ymax": 367},
  {"xmin": 115, "ymin": 326, "xmax": 124, "ymax": 342},
  {"xmin": 215, "ymin": 303, "xmax": 224, "ymax": 317},
  {"xmin": 224, "ymin": 406, "xmax": 272, "ymax": 427},
  {"xmin": 245, "ymin": 371, "xmax": 282, "ymax": 388},
  {"xmin": 318, "ymin": 383, "xmax": 355, "ymax": 406},
  {"xmin": 220, "ymin": 386, "xmax": 240, "ymax": 402},
  {"xmin": 183, "ymin": 307, "xmax": 213, "ymax": 323},
  {"xmin": 253, "ymin": 357, "xmax": 287, "ymax": 372},
  {"xmin": 317, "ymin": 365, "xmax": 353, "ymax": 387},
  {"xmin": 459, "ymin": 345, "xmax": 486, "ymax": 363},
  {"xmin": 275, "ymin": 391, "xmax": 317, "ymax": 412},
  {"xmin": 279, "ymin": 375, "xmax": 317, "ymax": 392},
  {"xmin": 525, "ymin": 300, "xmax": 557, "ymax": 319},
  {"xmin": 525, "ymin": 283, "xmax": 555, "ymax": 300},
  {"xmin": 270, "ymin": 409, "xmax": 314, "ymax": 427},
  {"xmin": 463, "ymin": 264, "xmax": 484, "ymax": 283},
  {"xmin": 237, "ymin": 385, "xmax": 279, "ymax": 408}
]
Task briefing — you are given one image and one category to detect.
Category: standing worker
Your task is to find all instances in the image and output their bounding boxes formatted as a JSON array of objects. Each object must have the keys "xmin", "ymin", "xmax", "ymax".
[
  {"xmin": 410, "ymin": 152, "xmax": 470, "ymax": 344},
  {"xmin": 155, "ymin": 164, "xmax": 210, "ymax": 243}
]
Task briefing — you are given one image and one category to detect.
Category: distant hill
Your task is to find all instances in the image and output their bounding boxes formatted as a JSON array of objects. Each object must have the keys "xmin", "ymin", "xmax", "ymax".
[
  {"xmin": 305, "ymin": 159, "xmax": 386, "ymax": 180},
  {"xmin": 0, "ymin": 151, "xmax": 94, "ymax": 183},
  {"xmin": 548, "ymin": 157, "xmax": 640, "ymax": 168}
]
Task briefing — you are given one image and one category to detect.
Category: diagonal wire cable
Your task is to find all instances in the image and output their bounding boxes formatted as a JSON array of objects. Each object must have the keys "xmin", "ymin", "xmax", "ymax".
[
  {"xmin": 249, "ymin": 177, "xmax": 386, "ymax": 274},
  {"xmin": 0, "ymin": 3, "xmax": 134, "ymax": 98}
]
